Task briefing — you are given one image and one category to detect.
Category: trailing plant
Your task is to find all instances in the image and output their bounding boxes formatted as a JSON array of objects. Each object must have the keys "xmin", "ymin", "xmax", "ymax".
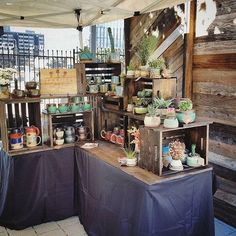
[
  {"xmin": 79, "ymin": 46, "xmax": 92, "ymax": 53},
  {"xmin": 153, "ymin": 97, "xmax": 172, "ymax": 109},
  {"xmin": 178, "ymin": 99, "xmax": 193, "ymax": 111},
  {"xmin": 107, "ymin": 27, "xmax": 115, "ymax": 53},
  {"xmin": 138, "ymin": 35, "xmax": 157, "ymax": 66}
]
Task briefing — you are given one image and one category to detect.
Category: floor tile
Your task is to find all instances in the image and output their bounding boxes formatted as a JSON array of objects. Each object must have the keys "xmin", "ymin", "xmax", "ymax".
[
  {"xmin": 62, "ymin": 223, "xmax": 87, "ymax": 236},
  {"xmin": 33, "ymin": 222, "xmax": 59, "ymax": 235},
  {"xmin": 7, "ymin": 227, "xmax": 37, "ymax": 236},
  {"xmin": 0, "ymin": 231, "xmax": 8, "ymax": 236},
  {"xmin": 215, "ymin": 218, "xmax": 236, "ymax": 236},
  {"xmin": 40, "ymin": 229, "xmax": 66, "ymax": 236},
  {"xmin": 57, "ymin": 216, "xmax": 79, "ymax": 227},
  {"xmin": 0, "ymin": 227, "xmax": 6, "ymax": 233}
]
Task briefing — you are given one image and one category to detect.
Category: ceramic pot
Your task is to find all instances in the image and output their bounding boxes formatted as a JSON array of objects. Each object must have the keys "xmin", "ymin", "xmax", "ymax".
[
  {"xmin": 127, "ymin": 104, "xmax": 134, "ymax": 112},
  {"xmin": 9, "ymin": 133, "xmax": 24, "ymax": 150},
  {"xmin": 58, "ymin": 103, "xmax": 69, "ymax": 113},
  {"xmin": 100, "ymin": 130, "xmax": 112, "ymax": 141},
  {"xmin": 126, "ymin": 70, "xmax": 135, "ymax": 78},
  {"xmin": 25, "ymin": 125, "xmax": 40, "ymax": 135},
  {"xmin": 126, "ymin": 158, "xmax": 137, "ymax": 167},
  {"xmin": 28, "ymin": 89, "xmax": 40, "ymax": 97},
  {"xmin": 163, "ymin": 117, "xmax": 179, "ymax": 128},
  {"xmin": 169, "ymin": 159, "xmax": 183, "ymax": 171},
  {"xmin": 99, "ymin": 84, "xmax": 108, "ymax": 93},
  {"xmin": 88, "ymin": 84, "xmax": 99, "ymax": 93},
  {"xmin": 176, "ymin": 110, "xmax": 196, "ymax": 124},
  {"xmin": 149, "ymin": 68, "xmax": 161, "ymax": 78},
  {"xmin": 55, "ymin": 138, "xmax": 64, "ymax": 145},
  {"xmin": 83, "ymin": 103, "xmax": 92, "ymax": 111},
  {"xmin": 47, "ymin": 104, "xmax": 57, "ymax": 113},
  {"xmin": 144, "ymin": 116, "xmax": 161, "ymax": 127},
  {"xmin": 25, "ymin": 81, "xmax": 37, "ymax": 90},
  {"xmin": 111, "ymin": 76, "xmax": 120, "ymax": 84},
  {"xmin": 115, "ymin": 86, "xmax": 123, "ymax": 97},
  {"xmin": 70, "ymin": 103, "xmax": 80, "ymax": 112},
  {"xmin": 13, "ymin": 89, "xmax": 25, "ymax": 98}
]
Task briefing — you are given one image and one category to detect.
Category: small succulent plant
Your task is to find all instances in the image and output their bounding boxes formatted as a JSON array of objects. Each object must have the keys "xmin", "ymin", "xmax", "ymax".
[
  {"xmin": 178, "ymin": 99, "xmax": 193, "ymax": 111},
  {"xmin": 147, "ymin": 104, "xmax": 160, "ymax": 117},
  {"xmin": 124, "ymin": 147, "xmax": 136, "ymax": 159},
  {"xmin": 153, "ymin": 97, "xmax": 172, "ymax": 109}
]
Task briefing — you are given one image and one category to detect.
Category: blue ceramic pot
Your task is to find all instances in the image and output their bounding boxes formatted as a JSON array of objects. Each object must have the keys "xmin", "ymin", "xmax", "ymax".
[{"xmin": 176, "ymin": 110, "xmax": 196, "ymax": 124}]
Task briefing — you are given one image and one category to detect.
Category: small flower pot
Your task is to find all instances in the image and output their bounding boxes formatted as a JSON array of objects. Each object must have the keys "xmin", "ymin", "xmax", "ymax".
[
  {"xmin": 176, "ymin": 110, "xmax": 196, "ymax": 124},
  {"xmin": 144, "ymin": 116, "xmax": 161, "ymax": 127},
  {"xmin": 126, "ymin": 158, "xmax": 137, "ymax": 167}
]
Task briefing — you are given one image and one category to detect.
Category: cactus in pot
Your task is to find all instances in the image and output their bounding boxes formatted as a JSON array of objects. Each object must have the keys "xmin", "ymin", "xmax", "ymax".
[
  {"xmin": 144, "ymin": 104, "xmax": 161, "ymax": 127},
  {"xmin": 176, "ymin": 99, "xmax": 196, "ymax": 124}
]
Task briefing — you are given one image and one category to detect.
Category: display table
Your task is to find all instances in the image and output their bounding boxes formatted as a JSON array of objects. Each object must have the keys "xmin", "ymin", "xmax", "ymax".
[
  {"xmin": 0, "ymin": 142, "xmax": 214, "ymax": 236},
  {"xmin": 75, "ymin": 142, "xmax": 215, "ymax": 236}
]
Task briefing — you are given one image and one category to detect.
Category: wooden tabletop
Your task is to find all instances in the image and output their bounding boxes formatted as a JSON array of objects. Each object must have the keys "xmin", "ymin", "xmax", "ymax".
[{"xmin": 76, "ymin": 140, "xmax": 212, "ymax": 185}]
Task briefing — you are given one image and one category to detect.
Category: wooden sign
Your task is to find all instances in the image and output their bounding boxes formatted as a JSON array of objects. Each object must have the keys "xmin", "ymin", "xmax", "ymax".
[{"xmin": 40, "ymin": 68, "xmax": 77, "ymax": 95}]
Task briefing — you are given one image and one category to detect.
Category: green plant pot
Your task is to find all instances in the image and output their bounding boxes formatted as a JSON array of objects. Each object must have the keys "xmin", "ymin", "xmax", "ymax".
[
  {"xmin": 176, "ymin": 110, "xmax": 196, "ymax": 124},
  {"xmin": 79, "ymin": 52, "xmax": 93, "ymax": 61}
]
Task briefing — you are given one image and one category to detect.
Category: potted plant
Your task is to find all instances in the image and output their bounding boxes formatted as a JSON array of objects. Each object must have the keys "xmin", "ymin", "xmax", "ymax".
[
  {"xmin": 169, "ymin": 140, "xmax": 185, "ymax": 171},
  {"xmin": 127, "ymin": 126, "xmax": 140, "ymax": 153},
  {"xmin": 126, "ymin": 63, "xmax": 135, "ymax": 78},
  {"xmin": 186, "ymin": 144, "xmax": 204, "ymax": 167},
  {"xmin": 79, "ymin": 46, "xmax": 94, "ymax": 61},
  {"xmin": 176, "ymin": 99, "xmax": 196, "ymax": 124},
  {"xmin": 153, "ymin": 97, "xmax": 172, "ymax": 118},
  {"xmin": 0, "ymin": 68, "xmax": 17, "ymax": 99},
  {"xmin": 124, "ymin": 147, "xmax": 137, "ymax": 166},
  {"xmin": 144, "ymin": 104, "xmax": 161, "ymax": 127},
  {"xmin": 137, "ymin": 35, "xmax": 157, "ymax": 77},
  {"xmin": 148, "ymin": 58, "xmax": 165, "ymax": 78},
  {"xmin": 107, "ymin": 27, "xmax": 120, "ymax": 63}
]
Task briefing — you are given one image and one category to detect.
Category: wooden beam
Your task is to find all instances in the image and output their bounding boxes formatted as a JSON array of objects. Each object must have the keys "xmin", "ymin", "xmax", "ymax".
[
  {"xmin": 124, "ymin": 17, "xmax": 131, "ymax": 67},
  {"xmin": 184, "ymin": 0, "xmax": 196, "ymax": 99}
]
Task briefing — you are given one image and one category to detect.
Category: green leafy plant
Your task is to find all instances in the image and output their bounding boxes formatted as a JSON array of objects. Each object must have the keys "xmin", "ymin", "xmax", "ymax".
[
  {"xmin": 138, "ymin": 35, "xmax": 158, "ymax": 66},
  {"xmin": 127, "ymin": 63, "xmax": 135, "ymax": 71},
  {"xmin": 124, "ymin": 147, "xmax": 136, "ymax": 159},
  {"xmin": 79, "ymin": 46, "xmax": 92, "ymax": 53},
  {"xmin": 148, "ymin": 58, "xmax": 165, "ymax": 69},
  {"xmin": 153, "ymin": 97, "xmax": 172, "ymax": 109},
  {"xmin": 107, "ymin": 27, "xmax": 115, "ymax": 53},
  {"xmin": 147, "ymin": 104, "xmax": 160, "ymax": 117},
  {"xmin": 178, "ymin": 99, "xmax": 193, "ymax": 111}
]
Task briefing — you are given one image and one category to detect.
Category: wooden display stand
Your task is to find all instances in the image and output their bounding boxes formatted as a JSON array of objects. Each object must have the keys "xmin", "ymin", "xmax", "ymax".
[
  {"xmin": 0, "ymin": 98, "xmax": 42, "ymax": 154},
  {"xmin": 139, "ymin": 121, "xmax": 211, "ymax": 176},
  {"xmin": 43, "ymin": 109, "xmax": 94, "ymax": 148}
]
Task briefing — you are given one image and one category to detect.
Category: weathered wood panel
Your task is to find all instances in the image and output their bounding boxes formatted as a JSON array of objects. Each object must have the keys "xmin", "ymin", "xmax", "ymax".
[
  {"xmin": 193, "ymin": 53, "xmax": 236, "ymax": 69},
  {"xmin": 193, "ymin": 82, "xmax": 236, "ymax": 96},
  {"xmin": 210, "ymin": 140, "xmax": 236, "ymax": 160},
  {"xmin": 194, "ymin": 40, "xmax": 236, "ymax": 55},
  {"xmin": 193, "ymin": 69, "xmax": 236, "ymax": 85}
]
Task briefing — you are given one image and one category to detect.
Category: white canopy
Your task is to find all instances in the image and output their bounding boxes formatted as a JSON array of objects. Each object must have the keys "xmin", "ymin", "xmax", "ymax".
[{"xmin": 0, "ymin": 0, "xmax": 188, "ymax": 28}]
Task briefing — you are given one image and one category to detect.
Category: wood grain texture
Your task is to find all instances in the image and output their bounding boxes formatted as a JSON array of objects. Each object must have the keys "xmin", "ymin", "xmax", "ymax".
[
  {"xmin": 194, "ymin": 40, "xmax": 236, "ymax": 55},
  {"xmin": 193, "ymin": 53, "xmax": 236, "ymax": 69},
  {"xmin": 193, "ymin": 68, "xmax": 236, "ymax": 85},
  {"xmin": 193, "ymin": 82, "xmax": 236, "ymax": 96},
  {"xmin": 184, "ymin": 0, "xmax": 196, "ymax": 98},
  {"xmin": 210, "ymin": 139, "xmax": 236, "ymax": 159}
]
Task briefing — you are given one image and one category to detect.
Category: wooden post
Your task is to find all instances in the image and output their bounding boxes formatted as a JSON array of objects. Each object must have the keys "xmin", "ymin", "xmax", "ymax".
[
  {"xmin": 124, "ymin": 18, "xmax": 131, "ymax": 67},
  {"xmin": 184, "ymin": 0, "xmax": 196, "ymax": 99}
]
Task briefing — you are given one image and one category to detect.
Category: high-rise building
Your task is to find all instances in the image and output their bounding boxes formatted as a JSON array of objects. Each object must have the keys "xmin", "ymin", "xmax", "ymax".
[{"xmin": 0, "ymin": 27, "xmax": 44, "ymax": 55}]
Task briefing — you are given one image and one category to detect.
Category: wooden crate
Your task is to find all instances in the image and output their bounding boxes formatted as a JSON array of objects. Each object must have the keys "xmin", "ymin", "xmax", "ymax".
[
  {"xmin": 139, "ymin": 121, "xmax": 211, "ymax": 176},
  {"xmin": 0, "ymin": 98, "xmax": 42, "ymax": 153},
  {"xmin": 103, "ymin": 96, "xmax": 124, "ymax": 111},
  {"xmin": 75, "ymin": 63, "xmax": 87, "ymax": 94},
  {"xmin": 43, "ymin": 110, "xmax": 94, "ymax": 147},
  {"xmin": 40, "ymin": 68, "xmax": 78, "ymax": 96}
]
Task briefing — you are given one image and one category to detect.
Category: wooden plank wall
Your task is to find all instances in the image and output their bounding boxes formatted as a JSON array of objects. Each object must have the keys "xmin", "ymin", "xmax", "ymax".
[
  {"xmin": 127, "ymin": 7, "xmax": 184, "ymax": 96},
  {"xmin": 193, "ymin": 0, "xmax": 236, "ymax": 160}
]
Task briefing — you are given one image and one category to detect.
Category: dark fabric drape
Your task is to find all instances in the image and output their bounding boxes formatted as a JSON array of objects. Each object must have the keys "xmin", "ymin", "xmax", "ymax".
[
  {"xmin": 0, "ymin": 151, "xmax": 12, "ymax": 215},
  {"xmin": 75, "ymin": 148, "xmax": 215, "ymax": 236},
  {"xmin": 0, "ymin": 148, "xmax": 76, "ymax": 229}
]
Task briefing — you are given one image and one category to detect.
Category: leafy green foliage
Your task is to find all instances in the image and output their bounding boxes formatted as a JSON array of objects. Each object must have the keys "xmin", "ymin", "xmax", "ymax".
[
  {"xmin": 147, "ymin": 104, "xmax": 160, "ymax": 117},
  {"xmin": 124, "ymin": 147, "xmax": 136, "ymax": 159},
  {"xmin": 178, "ymin": 99, "xmax": 193, "ymax": 111},
  {"xmin": 138, "ymin": 35, "xmax": 158, "ymax": 66},
  {"xmin": 153, "ymin": 97, "xmax": 172, "ymax": 109},
  {"xmin": 148, "ymin": 58, "xmax": 165, "ymax": 69}
]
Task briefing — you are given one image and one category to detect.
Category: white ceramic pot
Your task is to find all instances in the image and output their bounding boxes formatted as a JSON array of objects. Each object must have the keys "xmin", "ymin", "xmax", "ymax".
[
  {"xmin": 169, "ymin": 159, "xmax": 183, "ymax": 171},
  {"xmin": 126, "ymin": 70, "xmax": 135, "ymax": 77},
  {"xmin": 163, "ymin": 117, "xmax": 179, "ymax": 128},
  {"xmin": 126, "ymin": 158, "xmax": 137, "ymax": 167},
  {"xmin": 149, "ymin": 68, "xmax": 161, "ymax": 78},
  {"xmin": 127, "ymin": 104, "xmax": 134, "ymax": 112},
  {"xmin": 144, "ymin": 116, "xmax": 161, "ymax": 127}
]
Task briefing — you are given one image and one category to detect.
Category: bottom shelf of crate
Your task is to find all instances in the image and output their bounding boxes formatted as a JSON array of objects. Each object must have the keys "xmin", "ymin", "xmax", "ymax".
[
  {"xmin": 161, "ymin": 164, "xmax": 208, "ymax": 177},
  {"xmin": 9, "ymin": 145, "xmax": 51, "ymax": 156}
]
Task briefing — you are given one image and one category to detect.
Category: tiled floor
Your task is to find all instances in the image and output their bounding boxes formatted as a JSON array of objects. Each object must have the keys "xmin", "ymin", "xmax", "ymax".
[{"xmin": 0, "ymin": 217, "xmax": 235, "ymax": 236}]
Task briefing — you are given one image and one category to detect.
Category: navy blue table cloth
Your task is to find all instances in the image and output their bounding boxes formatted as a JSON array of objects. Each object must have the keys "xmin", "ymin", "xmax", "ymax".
[{"xmin": 0, "ymin": 146, "xmax": 214, "ymax": 236}]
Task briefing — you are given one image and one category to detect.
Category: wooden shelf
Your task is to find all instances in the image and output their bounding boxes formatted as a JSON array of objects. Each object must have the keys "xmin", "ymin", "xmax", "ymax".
[
  {"xmin": 0, "ymin": 97, "xmax": 40, "ymax": 104},
  {"xmin": 42, "ymin": 110, "xmax": 93, "ymax": 116}
]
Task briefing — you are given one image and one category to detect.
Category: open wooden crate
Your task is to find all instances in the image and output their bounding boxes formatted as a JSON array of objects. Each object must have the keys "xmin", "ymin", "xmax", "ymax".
[{"xmin": 139, "ymin": 121, "xmax": 211, "ymax": 176}]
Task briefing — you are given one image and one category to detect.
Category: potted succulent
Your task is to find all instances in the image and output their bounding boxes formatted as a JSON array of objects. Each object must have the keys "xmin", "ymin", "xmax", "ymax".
[
  {"xmin": 144, "ymin": 104, "xmax": 161, "ymax": 127},
  {"xmin": 187, "ymin": 144, "xmax": 204, "ymax": 167},
  {"xmin": 124, "ymin": 147, "xmax": 137, "ymax": 166},
  {"xmin": 148, "ymin": 58, "xmax": 165, "ymax": 78},
  {"xmin": 169, "ymin": 140, "xmax": 185, "ymax": 171},
  {"xmin": 79, "ymin": 46, "xmax": 94, "ymax": 61},
  {"xmin": 153, "ymin": 97, "xmax": 172, "ymax": 118},
  {"xmin": 176, "ymin": 99, "xmax": 196, "ymax": 124}
]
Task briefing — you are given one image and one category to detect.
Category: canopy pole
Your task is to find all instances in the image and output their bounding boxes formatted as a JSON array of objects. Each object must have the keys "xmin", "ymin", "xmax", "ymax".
[{"xmin": 77, "ymin": 26, "xmax": 83, "ymax": 49}]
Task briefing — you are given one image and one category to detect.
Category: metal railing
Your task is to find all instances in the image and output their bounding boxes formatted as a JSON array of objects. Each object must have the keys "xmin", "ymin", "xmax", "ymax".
[{"xmin": 0, "ymin": 47, "xmax": 125, "ymax": 90}]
